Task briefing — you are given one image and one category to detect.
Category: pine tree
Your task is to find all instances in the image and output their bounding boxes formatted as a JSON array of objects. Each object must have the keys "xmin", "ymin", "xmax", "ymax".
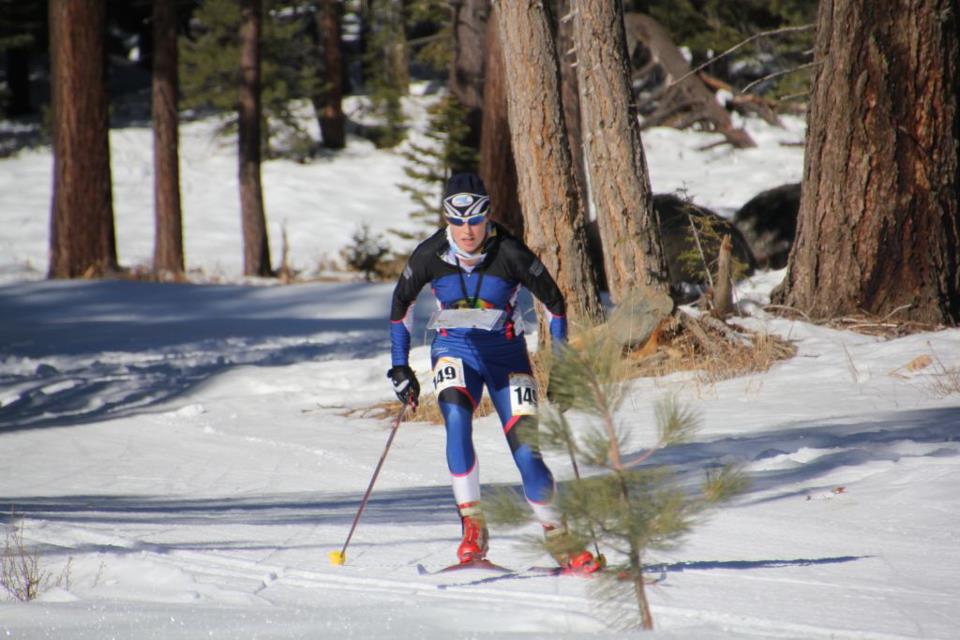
[
  {"xmin": 487, "ymin": 296, "xmax": 746, "ymax": 630},
  {"xmin": 396, "ymin": 93, "xmax": 478, "ymax": 237},
  {"xmin": 180, "ymin": 0, "xmax": 321, "ymax": 158}
]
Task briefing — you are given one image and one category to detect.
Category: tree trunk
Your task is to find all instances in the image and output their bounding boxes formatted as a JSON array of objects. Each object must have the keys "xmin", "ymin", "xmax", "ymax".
[
  {"xmin": 384, "ymin": 1, "xmax": 409, "ymax": 91},
  {"xmin": 315, "ymin": 0, "xmax": 345, "ymax": 149},
  {"xmin": 238, "ymin": 0, "xmax": 272, "ymax": 277},
  {"xmin": 573, "ymin": 0, "xmax": 671, "ymax": 304},
  {"xmin": 152, "ymin": 0, "xmax": 184, "ymax": 277},
  {"xmin": 479, "ymin": 6, "xmax": 523, "ymax": 237},
  {"xmin": 48, "ymin": 0, "xmax": 117, "ymax": 279},
  {"xmin": 449, "ymin": 0, "xmax": 488, "ymax": 152},
  {"xmin": 773, "ymin": 0, "xmax": 960, "ymax": 325},
  {"xmin": 712, "ymin": 235, "xmax": 734, "ymax": 318},
  {"xmin": 492, "ymin": 0, "xmax": 602, "ymax": 328},
  {"xmin": 555, "ymin": 0, "xmax": 607, "ymax": 290},
  {"xmin": 555, "ymin": 0, "xmax": 587, "ymax": 201}
]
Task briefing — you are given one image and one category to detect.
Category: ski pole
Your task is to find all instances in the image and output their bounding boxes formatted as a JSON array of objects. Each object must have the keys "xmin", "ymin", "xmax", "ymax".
[{"xmin": 329, "ymin": 400, "xmax": 410, "ymax": 566}]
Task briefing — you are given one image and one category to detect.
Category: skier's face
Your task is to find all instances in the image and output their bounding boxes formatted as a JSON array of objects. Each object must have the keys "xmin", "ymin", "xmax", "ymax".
[{"xmin": 448, "ymin": 216, "xmax": 488, "ymax": 255}]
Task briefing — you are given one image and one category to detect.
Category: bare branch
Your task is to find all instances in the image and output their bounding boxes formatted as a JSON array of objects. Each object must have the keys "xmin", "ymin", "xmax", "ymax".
[
  {"xmin": 741, "ymin": 61, "xmax": 821, "ymax": 94},
  {"xmin": 667, "ymin": 24, "xmax": 815, "ymax": 90},
  {"xmin": 687, "ymin": 211, "xmax": 715, "ymax": 291}
]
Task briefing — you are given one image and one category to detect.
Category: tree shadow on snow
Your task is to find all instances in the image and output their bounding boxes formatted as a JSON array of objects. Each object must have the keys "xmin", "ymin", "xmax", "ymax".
[
  {"xmin": 619, "ymin": 406, "xmax": 960, "ymax": 503},
  {"xmin": 1, "ymin": 484, "xmax": 459, "ymax": 559},
  {"xmin": 653, "ymin": 556, "xmax": 868, "ymax": 574},
  {"xmin": 0, "ymin": 279, "xmax": 437, "ymax": 432}
]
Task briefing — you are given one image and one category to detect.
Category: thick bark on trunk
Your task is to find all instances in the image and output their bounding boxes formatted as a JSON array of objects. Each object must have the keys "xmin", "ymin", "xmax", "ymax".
[
  {"xmin": 48, "ymin": 0, "xmax": 117, "ymax": 279},
  {"xmin": 556, "ymin": 0, "xmax": 607, "ymax": 290},
  {"xmin": 479, "ymin": 6, "xmax": 523, "ymax": 237},
  {"xmin": 492, "ymin": 0, "xmax": 602, "ymax": 328},
  {"xmin": 773, "ymin": 0, "xmax": 960, "ymax": 325},
  {"xmin": 712, "ymin": 235, "xmax": 734, "ymax": 318},
  {"xmin": 238, "ymin": 0, "xmax": 272, "ymax": 277},
  {"xmin": 315, "ymin": 0, "xmax": 345, "ymax": 149},
  {"xmin": 556, "ymin": 0, "xmax": 586, "ymax": 200},
  {"xmin": 573, "ymin": 0, "xmax": 671, "ymax": 303},
  {"xmin": 152, "ymin": 0, "xmax": 184, "ymax": 276}
]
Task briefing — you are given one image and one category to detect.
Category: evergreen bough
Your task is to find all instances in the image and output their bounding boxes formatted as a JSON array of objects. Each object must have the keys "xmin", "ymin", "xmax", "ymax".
[
  {"xmin": 487, "ymin": 297, "xmax": 746, "ymax": 630},
  {"xmin": 396, "ymin": 93, "xmax": 478, "ymax": 238},
  {"xmin": 405, "ymin": 0, "xmax": 451, "ymax": 72}
]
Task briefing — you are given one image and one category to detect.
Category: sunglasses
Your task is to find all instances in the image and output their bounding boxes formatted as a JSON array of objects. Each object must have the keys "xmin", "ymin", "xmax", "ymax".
[{"xmin": 446, "ymin": 214, "xmax": 487, "ymax": 227}]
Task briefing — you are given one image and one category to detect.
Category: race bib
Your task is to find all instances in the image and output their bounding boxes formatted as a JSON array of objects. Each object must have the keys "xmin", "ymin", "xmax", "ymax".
[
  {"xmin": 433, "ymin": 357, "xmax": 465, "ymax": 393},
  {"xmin": 508, "ymin": 373, "xmax": 538, "ymax": 416},
  {"xmin": 427, "ymin": 308, "xmax": 506, "ymax": 331}
]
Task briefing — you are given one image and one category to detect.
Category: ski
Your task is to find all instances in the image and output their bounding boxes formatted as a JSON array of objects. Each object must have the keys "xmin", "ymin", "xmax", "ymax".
[
  {"xmin": 416, "ymin": 558, "xmax": 514, "ymax": 575},
  {"xmin": 416, "ymin": 559, "xmax": 591, "ymax": 578},
  {"xmin": 417, "ymin": 559, "xmax": 665, "ymax": 583}
]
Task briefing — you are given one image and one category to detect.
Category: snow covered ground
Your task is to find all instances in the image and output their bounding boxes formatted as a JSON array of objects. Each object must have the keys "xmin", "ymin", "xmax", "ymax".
[{"xmin": 2, "ymin": 101, "xmax": 959, "ymax": 639}]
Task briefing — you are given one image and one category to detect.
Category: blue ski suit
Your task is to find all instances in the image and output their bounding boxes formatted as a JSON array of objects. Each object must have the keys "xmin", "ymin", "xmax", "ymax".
[{"xmin": 390, "ymin": 222, "xmax": 565, "ymax": 524}]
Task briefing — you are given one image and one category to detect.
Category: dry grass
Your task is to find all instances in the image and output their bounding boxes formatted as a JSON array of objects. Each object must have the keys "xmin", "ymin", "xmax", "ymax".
[
  {"xmin": 345, "ymin": 391, "xmax": 497, "ymax": 426},
  {"xmin": 628, "ymin": 312, "xmax": 796, "ymax": 386},
  {"xmin": 888, "ymin": 348, "xmax": 960, "ymax": 398},
  {"xmin": 1, "ymin": 514, "xmax": 70, "ymax": 602},
  {"xmin": 927, "ymin": 365, "xmax": 960, "ymax": 397},
  {"xmin": 925, "ymin": 347, "xmax": 960, "ymax": 398},
  {"xmin": 1, "ymin": 518, "xmax": 44, "ymax": 602}
]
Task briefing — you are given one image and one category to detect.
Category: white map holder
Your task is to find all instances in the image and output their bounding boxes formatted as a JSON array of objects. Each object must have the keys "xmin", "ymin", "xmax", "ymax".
[{"xmin": 427, "ymin": 308, "xmax": 507, "ymax": 331}]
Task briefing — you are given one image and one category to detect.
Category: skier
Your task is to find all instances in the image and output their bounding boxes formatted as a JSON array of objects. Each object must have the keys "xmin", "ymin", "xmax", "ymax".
[{"xmin": 387, "ymin": 172, "xmax": 601, "ymax": 574}]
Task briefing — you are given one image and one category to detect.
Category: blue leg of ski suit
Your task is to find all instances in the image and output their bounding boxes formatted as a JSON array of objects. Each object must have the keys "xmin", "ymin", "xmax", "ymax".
[{"xmin": 432, "ymin": 333, "xmax": 555, "ymax": 508}]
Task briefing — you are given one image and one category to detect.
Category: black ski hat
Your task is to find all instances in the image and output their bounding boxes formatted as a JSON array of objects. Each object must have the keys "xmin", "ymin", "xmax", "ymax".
[{"xmin": 443, "ymin": 173, "xmax": 490, "ymax": 219}]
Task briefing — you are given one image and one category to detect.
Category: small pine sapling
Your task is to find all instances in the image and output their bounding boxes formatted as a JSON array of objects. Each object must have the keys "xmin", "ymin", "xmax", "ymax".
[
  {"xmin": 487, "ymin": 307, "xmax": 746, "ymax": 631},
  {"xmin": 680, "ymin": 207, "xmax": 751, "ymax": 288},
  {"xmin": 340, "ymin": 224, "xmax": 391, "ymax": 281}
]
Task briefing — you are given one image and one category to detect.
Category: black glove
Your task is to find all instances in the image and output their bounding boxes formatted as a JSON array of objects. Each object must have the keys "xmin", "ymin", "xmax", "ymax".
[{"xmin": 387, "ymin": 365, "xmax": 420, "ymax": 408}]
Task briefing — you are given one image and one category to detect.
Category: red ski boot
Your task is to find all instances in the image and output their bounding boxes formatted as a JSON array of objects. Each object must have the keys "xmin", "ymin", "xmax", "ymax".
[
  {"xmin": 457, "ymin": 502, "xmax": 489, "ymax": 564},
  {"xmin": 564, "ymin": 549, "xmax": 603, "ymax": 575},
  {"xmin": 544, "ymin": 525, "xmax": 603, "ymax": 575}
]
